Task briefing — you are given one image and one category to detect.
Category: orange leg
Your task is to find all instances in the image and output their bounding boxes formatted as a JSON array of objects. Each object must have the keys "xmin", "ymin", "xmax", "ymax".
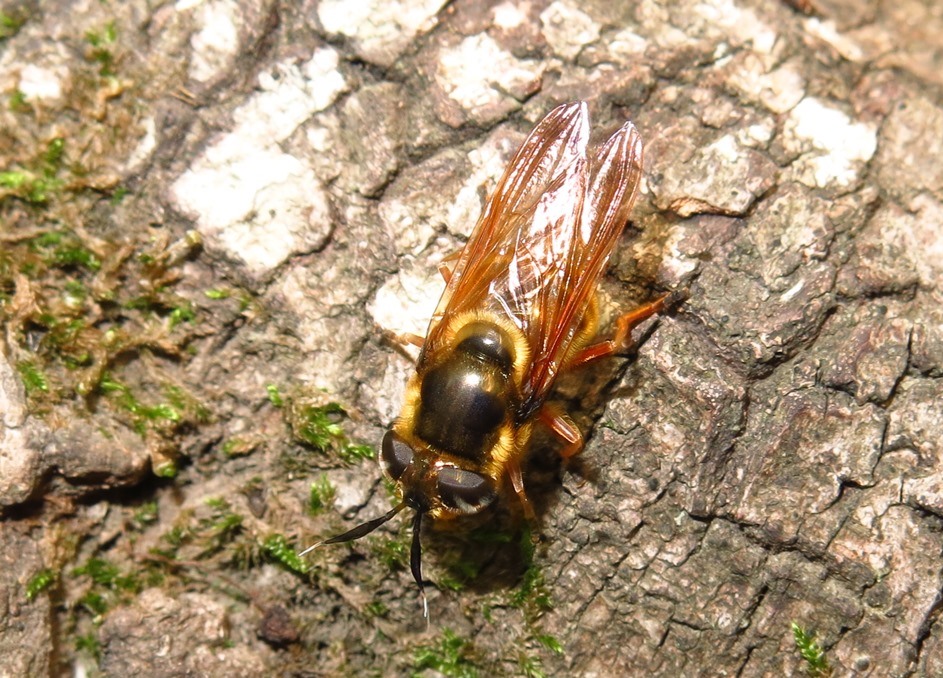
[
  {"xmin": 382, "ymin": 329, "xmax": 425, "ymax": 350},
  {"xmin": 507, "ymin": 458, "xmax": 537, "ymax": 526},
  {"xmin": 568, "ymin": 291, "xmax": 680, "ymax": 368},
  {"xmin": 538, "ymin": 405, "xmax": 584, "ymax": 458},
  {"xmin": 437, "ymin": 250, "xmax": 462, "ymax": 283}
]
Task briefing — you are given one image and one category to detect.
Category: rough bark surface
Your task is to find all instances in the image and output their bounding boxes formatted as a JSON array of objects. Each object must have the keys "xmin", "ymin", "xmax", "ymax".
[{"xmin": 1, "ymin": 0, "xmax": 941, "ymax": 676}]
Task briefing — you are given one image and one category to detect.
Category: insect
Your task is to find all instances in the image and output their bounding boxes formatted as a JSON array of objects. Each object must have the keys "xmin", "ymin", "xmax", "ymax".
[{"xmin": 302, "ymin": 101, "xmax": 679, "ymax": 616}]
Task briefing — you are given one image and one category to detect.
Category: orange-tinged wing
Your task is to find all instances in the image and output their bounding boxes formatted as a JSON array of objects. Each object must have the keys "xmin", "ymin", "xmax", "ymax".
[{"xmin": 418, "ymin": 102, "xmax": 644, "ymax": 419}]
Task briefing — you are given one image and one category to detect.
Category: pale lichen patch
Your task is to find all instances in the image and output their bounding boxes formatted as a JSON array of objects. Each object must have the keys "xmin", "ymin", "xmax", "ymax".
[
  {"xmin": 188, "ymin": 0, "xmax": 241, "ymax": 83},
  {"xmin": 804, "ymin": 17, "xmax": 866, "ymax": 62},
  {"xmin": 539, "ymin": 1, "xmax": 601, "ymax": 61},
  {"xmin": 378, "ymin": 126, "xmax": 520, "ymax": 255},
  {"xmin": 317, "ymin": 0, "xmax": 446, "ymax": 68},
  {"xmin": 654, "ymin": 226, "xmax": 703, "ymax": 285},
  {"xmin": 609, "ymin": 28, "xmax": 648, "ymax": 57},
  {"xmin": 368, "ymin": 263, "xmax": 444, "ymax": 346},
  {"xmin": 170, "ymin": 49, "xmax": 346, "ymax": 277},
  {"xmin": 232, "ymin": 49, "xmax": 346, "ymax": 145},
  {"xmin": 434, "ymin": 33, "xmax": 544, "ymax": 126},
  {"xmin": 446, "ymin": 130, "xmax": 522, "ymax": 235},
  {"xmin": 907, "ymin": 193, "xmax": 943, "ymax": 287},
  {"xmin": 693, "ymin": 0, "xmax": 778, "ymax": 54},
  {"xmin": 782, "ymin": 97, "xmax": 877, "ymax": 190},
  {"xmin": 650, "ymin": 127, "xmax": 777, "ymax": 217},
  {"xmin": 127, "ymin": 116, "xmax": 158, "ymax": 171},
  {"xmin": 875, "ymin": 96, "xmax": 943, "ymax": 198},
  {"xmin": 492, "ymin": 2, "xmax": 527, "ymax": 29},
  {"xmin": 723, "ymin": 53, "xmax": 806, "ymax": 114},
  {"xmin": 16, "ymin": 63, "xmax": 67, "ymax": 101},
  {"xmin": 227, "ymin": 154, "xmax": 330, "ymax": 271}
]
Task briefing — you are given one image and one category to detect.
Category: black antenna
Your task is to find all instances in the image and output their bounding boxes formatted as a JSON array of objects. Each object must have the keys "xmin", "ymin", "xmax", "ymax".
[
  {"xmin": 298, "ymin": 502, "xmax": 406, "ymax": 556},
  {"xmin": 300, "ymin": 501, "xmax": 431, "ymax": 619}
]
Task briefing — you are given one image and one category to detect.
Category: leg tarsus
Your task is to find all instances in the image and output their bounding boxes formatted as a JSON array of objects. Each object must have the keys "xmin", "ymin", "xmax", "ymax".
[
  {"xmin": 569, "ymin": 290, "xmax": 686, "ymax": 368},
  {"xmin": 507, "ymin": 459, "xmax": 538, "ymax": 534},
  {"xmin": 437, "ymin": 250, "xmax": 462, "ymax": 283},
  {"xmin": 538, "ymin": 405, "xmax": 584, "ymax": 458},
  {"xmin": 382, "ymin": 329, "xmax": 425, "ymax": 349},
  {"xmin": 437, "ymin": 261, "xmax": 452, "ymax": 284}
]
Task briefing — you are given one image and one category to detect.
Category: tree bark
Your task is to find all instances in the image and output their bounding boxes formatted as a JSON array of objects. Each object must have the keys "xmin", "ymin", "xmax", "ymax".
[{"xmin": 1, "ymin": 0, "xmax": 941, "ymax": 676}]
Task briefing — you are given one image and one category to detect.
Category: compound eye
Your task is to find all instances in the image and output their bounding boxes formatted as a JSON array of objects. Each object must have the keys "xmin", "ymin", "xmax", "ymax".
[
  {"xmin": 437, "ymin": 468, "xmax": 496, "ymax": 514},
  {"xmin": 380, "ymin": 430, "xmax": 414, "ymax": 481}
]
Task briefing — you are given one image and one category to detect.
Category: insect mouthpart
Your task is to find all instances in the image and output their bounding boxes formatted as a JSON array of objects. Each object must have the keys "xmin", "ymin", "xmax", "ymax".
[
  {"xmin": 381, "ymin": 430, "xmax": 498, "ymax": 517},
  {"xmin": 301, "ymin": 430, "xmax": 500, "ymax": 619}
]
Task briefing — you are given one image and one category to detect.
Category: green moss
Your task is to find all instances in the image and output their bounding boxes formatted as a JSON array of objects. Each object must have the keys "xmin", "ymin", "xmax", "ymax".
[
  {"xmin": 370, "ymin": 535, "xmax": 409, "ymax": 571},
  {"xmin": 262, "ymin": 534, "xmax": 309, "ymax": 576},
  {"xmin": 100, "ymin": 375, "xmax": 182, "ymax": 434},
  {"xmin": 74, "ymin": 632, "xmax": 101, "ymax": 661},
  {"xmin": 16, "ymin": 359, "xmax": 49, "ymax": 394},
  {"xmin": 266, "ymin": 384, "xmax": 284, "ymax": 407},
  {"xmin": 468, "ymin": 524, "xmax": 515, "ymax": 544},
  {"xmin": 412, "ymin": 629, "xmax": 480, "ymax": 678},
  {"xmin": 0, "ymin": 15, "xmax": 212, "ymax": 507},
  {"xmin": 207, "ymin": 513, "xmax": 243, "ymax": 550},
  {"xmin": 8, "ymin": 89, "xmax": 27, "ymax": 111},
  {"xmin": 43, "ymin": 137, "xmax": 65, "ymax": 169},
  {"xmin": 69, "ymin": 556, "xmax": 143, "ymax": 624},
  {"xmin": 0, "ymin": 9, "xmax": 28, "ymax": 39},
  {"xmin": 0, "ymin": 137, "xmax": 68, "ymax": 204},
  {"xmin": 534, "ymin": 634, "xmax": 564, "ymax": 655},
  {"xmin": 292, "ymin": 401, "xmax": 345, "ymax": 451},
  {"xmin": 25, "ymin": 568, "xmax": 57, "ymax": 601},
  {"xmin": 792, "ymin": 623, "xmax": 832, "ymax": 677},
  {"xmin": 73, "ymin": 557, "xmax": 141, "ymax": 592},
  {"xmin": 438, "ymin": 546, "xmax": 488, "ymax": 593},
  {"xmin": 364, "ymin": 600, "xmax": 389, "ymax": 618},
  {"xmin": 84, "ymin": 20, "xmax": 117, "ymax": 47},
  {"xmin": 221, "ymin": 436, "xmax": 258, "ymax": 458},
  {"xmin": 168, "ymin": 302, "xmax": 196, "ymax": 329},
  {"xmin": 517, "ymin": 654, "xmax": 548, "ymax": 678},
  {"xmin": 108, "ymin": 185, "xmax": 129, "ymax": 205},
  {"xmin": 84, "ymin": 20, "xmax": 118, "ymax": 76},
  {"xmin": 160, "ymin": 522, "xmax": 191, "ymax": 551},
  {"xmin": 204, "ymin": 287, "xmax": 231, "ymax": 300},
  {"xmin": 506, "ymin": 529, "xmax": 552, "ymax": 615},
  {"xmin": 131, "ymin": 501, "xmax": 159, "ymax": 528},
  {"xmin": 339, "ymin": 442, "xmax": 375, "ymax": 463},
  {"xmin": 77, "ymin": 590, "xmax": 108, "ymax": 616},
  {"xmin": 153, "ymin": 461, "xmax": 178, "ymax": 478},
  {"xmin": 95, "ymin": 377, "xmax": 207, "ymax": 442},
  {"xmin": 0, "ymin": 169, "xmax": 62, "ymax": 204},
  {"xmin": 513, "ymin": 632, "xmax": 566, "ymax": 677},
  {"xmin": 287, "ymin": 400, "xmax": 376, "ymax": 464},
  {"xmin": 308, "ymin": 474, "xmax": 336, "ymax": 516}
]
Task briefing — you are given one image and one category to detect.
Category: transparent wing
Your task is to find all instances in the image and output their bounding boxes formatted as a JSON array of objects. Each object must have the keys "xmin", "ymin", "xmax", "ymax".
[{"xmin": 418, "ymin": 102, "xmax": 644, "ymax": 418}]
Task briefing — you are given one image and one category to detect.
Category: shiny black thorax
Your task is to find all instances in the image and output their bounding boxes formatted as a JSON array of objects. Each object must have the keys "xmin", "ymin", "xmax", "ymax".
[{"xmin": 415, "ymin": 323, "xmax": 515, "ymax": 463}]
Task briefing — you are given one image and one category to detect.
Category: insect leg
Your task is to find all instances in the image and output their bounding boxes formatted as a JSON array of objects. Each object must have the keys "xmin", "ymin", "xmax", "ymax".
[
  {"xmin": 382, "ymin": 328, "xmax": 425, "ymax": 349},
  {"xmin": 568, "ymin": 291, "xmax": 680, "ymax": 367},
  {"xmin": 507, "ymin": 458, "xmax": 537, "ymax": 525},
  {"xmin": 538, "ymin": 405, "xmax": 583, "ymax": 458},
  {"xmin": 437, "ymin": 250, "xmax": 462, "ymax": 283}
]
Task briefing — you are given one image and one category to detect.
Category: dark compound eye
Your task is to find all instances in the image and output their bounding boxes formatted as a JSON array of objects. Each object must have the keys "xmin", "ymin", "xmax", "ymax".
[
  {"xmin": 436, "ymin": 467, "xmax": 496, "ymax": 514},
  {"xmin": 380, "ymin": 430, "xmax": 414, "ymax": 481}
]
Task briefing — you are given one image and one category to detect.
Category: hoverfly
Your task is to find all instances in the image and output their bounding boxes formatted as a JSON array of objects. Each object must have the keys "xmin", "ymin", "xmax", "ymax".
[{"xmin": 302, "ymin": 102, "xmax": 678, "ymax": 616}]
